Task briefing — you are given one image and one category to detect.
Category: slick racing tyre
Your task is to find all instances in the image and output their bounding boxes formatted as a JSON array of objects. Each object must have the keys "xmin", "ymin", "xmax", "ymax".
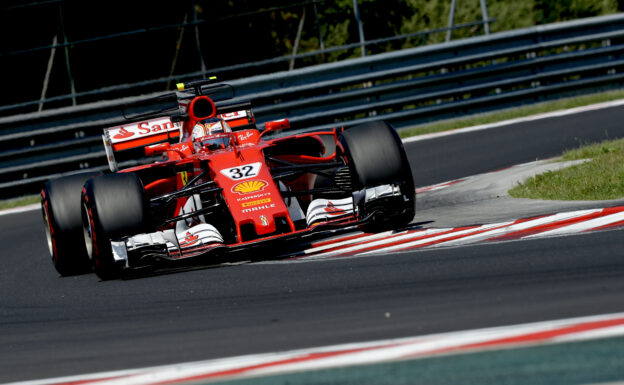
[
  {"xmin": 339, "ymin": 121, "xmax": 415, "ymax": 232},
  {"xmin": 81, "ymin": 173, "xmax": 148, "ymax": 280},
  {"xmin": 41, "ymin": 173, "xmax": 95, "ymax": 276}
]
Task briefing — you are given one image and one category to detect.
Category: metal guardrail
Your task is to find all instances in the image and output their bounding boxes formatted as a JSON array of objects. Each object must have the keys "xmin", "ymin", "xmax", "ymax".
[{"xmin": 2, "ymin": 13, "xmax": 624, "ymax": 198}]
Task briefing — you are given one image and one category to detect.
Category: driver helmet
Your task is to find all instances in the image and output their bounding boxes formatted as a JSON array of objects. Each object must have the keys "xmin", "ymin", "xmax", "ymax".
[
  {"xmin": 192, "ymin": 117, "xmax": 232, "ymax": 151},
  {"xmin": 192, "ymin": 117, "xmax": 231, "ymax": 141}
]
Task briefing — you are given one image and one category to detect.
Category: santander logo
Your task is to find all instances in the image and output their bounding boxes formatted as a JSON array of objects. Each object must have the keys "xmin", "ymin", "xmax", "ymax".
[
  {"xmin": 109, "ymin": 118, "xmax": 181, "ymax": 143},
  {"xmin": 113, "ymin": 127, "xmax": 134, "ymax": 140}
]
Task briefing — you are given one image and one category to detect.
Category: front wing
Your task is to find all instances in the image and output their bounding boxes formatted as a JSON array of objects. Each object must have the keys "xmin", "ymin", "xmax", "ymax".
[{"xmin": 110, "ymin": 185, "xmax": 403, "ymax": 269}]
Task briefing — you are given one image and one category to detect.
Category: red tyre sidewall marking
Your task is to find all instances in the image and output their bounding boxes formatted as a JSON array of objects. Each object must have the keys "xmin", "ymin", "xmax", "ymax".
[
  {"xmin": 41, "ymin": 190, "xmax": 59, "ymax": 263},
  {"xmin": 88, "ymin": 207, "xmax": 100, "ymax": 268},
  {"xmin": 83, "ymin": 188, "xmax": 99, "ymax": 267}
]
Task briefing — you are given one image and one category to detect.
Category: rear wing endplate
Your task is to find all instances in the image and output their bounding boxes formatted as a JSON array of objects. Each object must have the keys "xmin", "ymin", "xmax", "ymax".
[{"xmin": 103, "ymin": 117, "xmax": 182, "ymax": 172}]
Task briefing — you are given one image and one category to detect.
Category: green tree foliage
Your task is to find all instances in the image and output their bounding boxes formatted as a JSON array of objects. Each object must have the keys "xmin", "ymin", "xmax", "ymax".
[
  {"xmin": 280, "ymin": 0, "xmax": 619, "ymax": 66},
  {"xmin": 534, "ymin": 0, "xmax": 618, "ymax": 24},
  {"xmin": 2, "ymin": 0, "xmax": 620, "ymax": 110}
]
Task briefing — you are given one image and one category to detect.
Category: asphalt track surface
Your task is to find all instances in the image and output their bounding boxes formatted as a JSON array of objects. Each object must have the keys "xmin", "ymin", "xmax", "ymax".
[{"xmin": 2, "ymin": 105, "xmax": 624, "ymax": 383}]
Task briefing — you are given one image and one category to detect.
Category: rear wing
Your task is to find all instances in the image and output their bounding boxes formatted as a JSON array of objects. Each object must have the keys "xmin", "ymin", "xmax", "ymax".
[
  {"xmin": 103, "ymin": 80, "xmax": 255, "ymax": 172},
  {"xmin": 102, "ymin": 104, "xmax": 256, "ymax": 172},
  {"xmin": 103, "ymin": 117, "xmax": 182, "ymax": 172}
]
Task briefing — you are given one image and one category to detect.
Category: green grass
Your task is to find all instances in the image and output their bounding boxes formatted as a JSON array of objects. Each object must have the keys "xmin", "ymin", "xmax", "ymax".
[
  {"xmin": 509, "ymin": 137, "xmax": 624, "ymax": 201},
  {"xmin": 399, "ymin": 89, "xmax": 624, "ymax": 138},
  {"xmin": 0, "ymin": 194, "xmax": 40, "ymax": 210}
]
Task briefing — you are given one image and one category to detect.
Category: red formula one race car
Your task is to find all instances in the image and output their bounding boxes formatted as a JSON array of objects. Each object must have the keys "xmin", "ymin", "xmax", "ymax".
[{"xmin": 41, "ymin": 80, "xmax": 415, "ymax": 279}]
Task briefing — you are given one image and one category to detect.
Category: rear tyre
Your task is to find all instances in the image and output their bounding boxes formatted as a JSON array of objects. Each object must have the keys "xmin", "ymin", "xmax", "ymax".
[
  {"xmin": 41, "ymin": 174, "xmax": 95, "ymax": 276},
  {"xmin": 339, "ymin": 121, "xmax": 415, "ymax": 232},
  {"xmin": 81, "ymin": 173, "xmax": 148, "ymax": 280}
]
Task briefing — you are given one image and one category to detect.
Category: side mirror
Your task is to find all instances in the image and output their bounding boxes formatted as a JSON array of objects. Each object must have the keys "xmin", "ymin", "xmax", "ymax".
[
  {"xmin": 145, "ymin": 142, "xmax": 171, "ymax": 156},
  {"xmin": 264, "ymin": 119, "xmax": 290, "ymax": 133}
]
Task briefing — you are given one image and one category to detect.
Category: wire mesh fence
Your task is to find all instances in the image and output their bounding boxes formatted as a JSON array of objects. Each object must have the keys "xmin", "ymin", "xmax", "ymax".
[{"xmin": 0, "ymin": 0, "xmax": 494, "ymax": 117}]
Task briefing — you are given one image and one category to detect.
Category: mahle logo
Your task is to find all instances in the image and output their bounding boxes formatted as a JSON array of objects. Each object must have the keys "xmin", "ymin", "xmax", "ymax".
[{"xmin": 231, "ymin": 180, "xmax": 268, "ymax": 195}]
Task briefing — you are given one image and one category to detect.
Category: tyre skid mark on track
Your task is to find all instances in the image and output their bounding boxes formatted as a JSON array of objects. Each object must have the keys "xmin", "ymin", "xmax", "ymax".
[
  {"xmin": 288, "ymin": 206, "xmax": 624, "ymax": 261},
  {"xmin": 13, "ymin": 313, "xmax": 624, "ymax": 385}
]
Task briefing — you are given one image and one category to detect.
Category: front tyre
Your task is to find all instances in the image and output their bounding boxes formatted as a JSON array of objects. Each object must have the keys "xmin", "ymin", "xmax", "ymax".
[
  {"xmin": 81, "ymin": 173, "xmax": 148, "ymax": 280},
  {"xmin": 339, "ymin": 121, "xmax": 415, "ymax": 232}
]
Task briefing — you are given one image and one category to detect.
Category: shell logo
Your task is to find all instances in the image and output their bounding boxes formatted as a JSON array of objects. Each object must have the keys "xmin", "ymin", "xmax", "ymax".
[{"xmin": 231, "ymin": 180, "xmax": 268, "ymax": 195}]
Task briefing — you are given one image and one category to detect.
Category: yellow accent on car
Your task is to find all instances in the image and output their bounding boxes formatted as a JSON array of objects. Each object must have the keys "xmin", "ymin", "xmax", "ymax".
[
  {"xmin": 179, "ymin": 171, "xmax": 188, "ymax": 186},
  {"xmin": 241, "ymin": 198, "xmax": 271, "ymax": 207},
  {"xmin": 233, "ymin": 180, "xmax": 267, "ymax": 194}
]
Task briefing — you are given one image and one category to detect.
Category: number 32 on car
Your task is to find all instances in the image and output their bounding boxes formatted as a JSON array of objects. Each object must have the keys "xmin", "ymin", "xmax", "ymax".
[{"xmin": 220, "ymin": 162, "xmax": 261, "ymax": 180}]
